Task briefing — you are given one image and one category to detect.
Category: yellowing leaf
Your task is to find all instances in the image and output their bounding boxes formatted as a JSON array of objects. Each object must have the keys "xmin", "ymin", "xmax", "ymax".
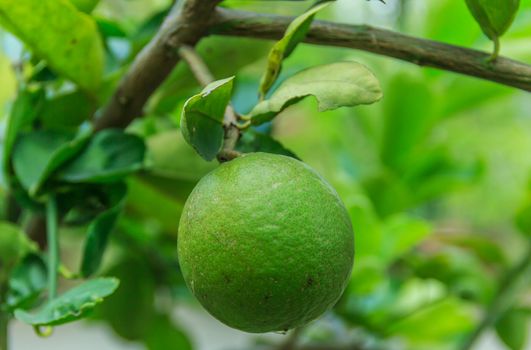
[{"xmin": 250, "ymin": 62, "xmax": 382, "ymax": 125}]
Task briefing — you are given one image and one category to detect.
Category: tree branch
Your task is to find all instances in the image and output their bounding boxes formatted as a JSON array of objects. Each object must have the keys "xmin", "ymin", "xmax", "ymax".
[
  {"xmin": 94, "ymin": 4, "xmax": 530, "ymax": 132},
  {"xmin": 210, "ymin": 8, "xmax": 531, "ymax": 92},
  {"xmin": 93, "ymin": 0, "xmax": 223, "ymax": 130}
]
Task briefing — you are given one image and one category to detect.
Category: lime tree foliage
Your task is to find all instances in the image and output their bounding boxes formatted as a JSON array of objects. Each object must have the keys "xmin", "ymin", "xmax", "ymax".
[{"xmin": 0, "ymin": 1, "xmax": 530, "ymax": 350}]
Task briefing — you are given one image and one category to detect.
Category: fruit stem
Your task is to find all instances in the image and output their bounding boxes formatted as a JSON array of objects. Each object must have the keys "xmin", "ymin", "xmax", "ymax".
[
  {"xmin": 46, "ymin": 196, "xmax": 59, "ymax": 301},
  {"xmin": 459, "ymin": 243, "xmax": 531, "ymax": 350}
]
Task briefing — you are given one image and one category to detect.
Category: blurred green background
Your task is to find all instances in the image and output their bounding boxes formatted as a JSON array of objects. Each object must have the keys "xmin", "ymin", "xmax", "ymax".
[{"xmin": 1, "ymin": 0, "xmax": 530, "ymax": 349}]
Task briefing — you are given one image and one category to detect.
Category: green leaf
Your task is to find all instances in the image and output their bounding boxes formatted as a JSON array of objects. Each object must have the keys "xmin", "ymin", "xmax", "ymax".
[
  {"xmin": 236, "ymin": 129, "xmax": 299, "ymax": 159},
  {"xmin": 80, "ymin": 183, "xmax": 127, "ymax": 277},
  {"xmin": 3, "ymin": 88, "xmax": 45, "ymax": 181},
  {"xmin": 515, "ymin": 199, "xmax": 531, "ymax": 238},
  {"xmin": 180, "ymin": 77, "xmax": 234, "ymax": 161},
  {"xmin": 70, "ymin": 0, "xmax": 99, "ymax": 13},
  {"xmin": 0, "ymin": 222, "xmax": 37, "ymax": 282},
  {"xmin": 258, "ymin": 1, "xmax": 333, "ymax": 98},
  {"xmin": 14, "ymin": 277, "xmax": 119, "ymax": 326},
  {"xmin": 381, "ymin": 215, "xmax": 431, "ymax": 263},
  {"xmin": 249, "ymin": 62, "xmax": 382, "ymax": 125},
  {"xmin": 465, "ymin": 0, "xmax": 520, "ymax": 39},
  {"xmin": 0, "ymin": 0, "xmax": 105, "ymax": 92},
  {"xmin": 58, "ymin": 130, "xmax": 146, "ymax": 183},
  {"xmin": 144, "ymin": 313, "xmax": 192, "ymax": 350},
  {"xmin": 495, "ymin": 308, "xmax": 528, "ymax": 350},
  {"xmin": 39, "ymin": 90, "xmax": 97, "ymax": 132},
  {"xmin": 146, "ymin": 130, "xmax": 216, "ymax": 181},
  {"xmin": 12, "ymin": 130, "xmax": 91, "ymax": 196},
  {"xmin": 388, "ymin": 297, "xmax": 474, "ymax": 344},
  {"xmin": 6, "ymin": 254, "xmax": 47, "ymax": 312}
]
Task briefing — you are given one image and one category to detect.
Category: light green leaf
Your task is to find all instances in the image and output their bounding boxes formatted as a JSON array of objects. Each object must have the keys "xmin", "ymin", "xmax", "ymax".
[
  {"xmin": 465, "ymin": 0, "xmax": 520, "ymax": 40},
  {"xmin": 382, "ymin": 215, "xmax": 431, "ymax": 263},
  {"xmin": 389, "ymin": 297, "xmax": 474, "ymax": 343},
  {"xmin": 80, "ymin": 183, "xmax": 127, "ymax": 277},
  {"xmin": 258, "ymin": 1, "xmax": 333, "ymax": 98},
  {"xmin": 181, "ymin": 77, "xmax": 234, "ymax": 161},
  {"xmin": 495, "ymin": 308, "xmax": 528, "ymax": 350},
  {"xmin": 58, "ymin": 130, "xmax": 146, "ymax": 183},
  {"xmin": 250, "ymin": 62, "xmax": 382, "ymax": 125},
  {"xmin": 12, "ymin": 130, "xmax": 91, "ymax": 196},
  {"xmin": 0, "ymin": 0, "xmax": 105, "ymax": 92},
  {"xmin": 14, "ymin": 277, "xmax": 119, "ymax": 326}
]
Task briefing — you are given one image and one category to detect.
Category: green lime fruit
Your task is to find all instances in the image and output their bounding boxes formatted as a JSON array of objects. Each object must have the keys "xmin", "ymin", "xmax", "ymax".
[{"xmin": 178, "ymin": 152, "xmax": 354, "ymax": 333}]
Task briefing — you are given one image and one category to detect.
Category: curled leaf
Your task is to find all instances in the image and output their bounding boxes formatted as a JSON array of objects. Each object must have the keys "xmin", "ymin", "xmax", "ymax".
[{"xmin": 250, "ymin": 62, "xmax": 382, "ymax": 125}]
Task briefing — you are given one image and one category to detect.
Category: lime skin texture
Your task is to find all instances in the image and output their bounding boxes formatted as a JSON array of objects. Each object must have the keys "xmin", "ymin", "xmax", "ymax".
[{"xmin": 178, "ymin": 152, "xmax": 354, "ymax": 333}]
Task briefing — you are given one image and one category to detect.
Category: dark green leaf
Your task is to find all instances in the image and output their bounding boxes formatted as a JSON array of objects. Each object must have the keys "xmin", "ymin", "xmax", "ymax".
[
  {"xmin": 58, "ymin": 130, "xmax": 146, "ymax": 183},
  {"xmin": 0, "ymin": 0, "xmax": 105, "ymax": 92},
  {"xmin": 258, "ymin": 1, "xmax": 333, "ymax": 98},
  {"xmin": 14, "ymin": 277, "xmax": 119, "ymax": 326},
  {"xmin": 3, "ymin": 88, "xmax": 45, "ymax": 180},
  {"xmin": 6, "ymin": 254, "xmax": 47, "ymax": 312},
  {"xmin": 465, "ymin": 0, "xmax": 520, "ymax": 39},
  {"xmin": 80, "ymin": 183, "xmax": 127, "ymax": 277},
  {"xmin": 249, "ymin": 62, "xmax": 382, "ymax": 125},
  {"xmin": 495, "ymin": 308, "xmax": 528, "ymax": 350},
  {"xmin": 181, "ymin": 77, "xmax": 234, "ymax": 161},
  {"xmin": 39, "ymin": 90, "xmax": 97, "ymax": 132},
  {"xmin": 12, "ymin": 130, "xmax": 91, "ymax": 196},
  {"xmin": 236, "ymin": 129, "xmax": 299, "ymax": 159}
]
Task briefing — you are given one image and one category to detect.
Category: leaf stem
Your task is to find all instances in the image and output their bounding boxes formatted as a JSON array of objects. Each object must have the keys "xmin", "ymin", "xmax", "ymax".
[
  {"xmin": 46, "ymin": 196, "xmax": 59, "ymax": 301},
  {"xmin": 459, "ymin": 243, "xmax": 531, "ymax": 350},
  {"xmin": 487, "ymin": 36, "xmax": 500, "ymax": 63}
]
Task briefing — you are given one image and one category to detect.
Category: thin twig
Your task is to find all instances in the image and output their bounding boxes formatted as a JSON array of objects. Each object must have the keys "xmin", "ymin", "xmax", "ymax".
[
  {"xmin": 178, "ymin": 45, "xmax": 215, "ymax": 86},
  {"xmin": 210, "ymin": 8, "xmax": 531, "ymax": 92}
]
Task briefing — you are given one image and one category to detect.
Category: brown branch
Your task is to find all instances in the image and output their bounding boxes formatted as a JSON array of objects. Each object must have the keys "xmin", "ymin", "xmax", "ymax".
[
  {"xmin": 210, "ymin": 8, "xmax": 531, "ymax": 92},
  {"xmin": 93, "ymin": 0, "xmax": 223, "ymax": 130},
  {"xmin": 94, "ymin": 4, "xmax": 531, "ymax": 132}
]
